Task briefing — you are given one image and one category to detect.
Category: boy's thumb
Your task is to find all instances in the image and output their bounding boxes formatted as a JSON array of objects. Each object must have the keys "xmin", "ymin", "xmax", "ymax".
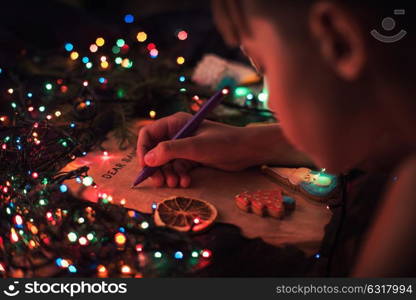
[{"xmin": 144, "ymin": 139, "xmax": 194, "ymax": 167}]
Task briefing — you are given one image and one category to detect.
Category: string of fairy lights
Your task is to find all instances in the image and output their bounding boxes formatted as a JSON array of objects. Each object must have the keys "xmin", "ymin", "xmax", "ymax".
[
  {"xmin": 0, "ymin": 112, "xmax": 214, "ymax": 277},
  {"xmin": 0, "ymin": 8, "xmax": 278, "ymax": 277},
  {"xmin": 0, "ymin": 13, "xmax": 216, "ymax": 278}
]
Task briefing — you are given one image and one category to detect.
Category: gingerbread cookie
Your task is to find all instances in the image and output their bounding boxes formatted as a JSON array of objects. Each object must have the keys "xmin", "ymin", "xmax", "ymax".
[{"xmin": 235, "ymin": 189, "xmax": 295, "ymax": 218}]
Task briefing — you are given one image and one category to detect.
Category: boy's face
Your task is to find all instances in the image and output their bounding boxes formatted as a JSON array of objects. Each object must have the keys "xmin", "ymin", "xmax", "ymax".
[{"xmin": 240, "ymin": 13, "xmax": 385, "ymax": 173}]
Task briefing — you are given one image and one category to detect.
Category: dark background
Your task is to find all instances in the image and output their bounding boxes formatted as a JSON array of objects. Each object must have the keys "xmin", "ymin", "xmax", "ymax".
[{"xmin": 0, "ymin": 0, "xmax": 243, "ymax": 68}]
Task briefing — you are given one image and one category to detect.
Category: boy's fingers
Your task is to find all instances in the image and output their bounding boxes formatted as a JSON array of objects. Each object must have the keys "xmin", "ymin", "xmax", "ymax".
[
  {"xmin": 137, "ymin": 120, "xmax": 171, "ymax": 167},
  {"xmin": 149, "ymin": 169, "xmax": 164, "ymax": 187},
  {"xmin": 161, "ymin": 164, "xmax": 179, "ymax": 188},
  {"xmin": 179, "ymin": 175, "xmax": 191, "ymax": 188},
  {"xmin": 172, "ymin": 160, "xmax": 192, "ymax": 188},
  {"xmin": 144, "ymin": 137, "xmax": 198, "ymax": 167},
  {"xmin": 137, "ymin": 129, "xmax": 154, "ymax": 168},
  {"xmin": 137, "ymin": 112, "xmax": 192, "ymax": 167}
]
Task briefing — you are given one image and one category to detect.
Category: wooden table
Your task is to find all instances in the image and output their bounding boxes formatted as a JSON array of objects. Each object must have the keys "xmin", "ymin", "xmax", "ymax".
[{"xmin": 64, "ymin": 124, "xmax": 332, "ymax": 257}]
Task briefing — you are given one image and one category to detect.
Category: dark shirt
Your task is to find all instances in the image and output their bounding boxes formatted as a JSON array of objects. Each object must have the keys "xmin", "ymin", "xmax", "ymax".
[{"xmin": 315, "ymin": 169, "xmax": 395, "ymax": 276}]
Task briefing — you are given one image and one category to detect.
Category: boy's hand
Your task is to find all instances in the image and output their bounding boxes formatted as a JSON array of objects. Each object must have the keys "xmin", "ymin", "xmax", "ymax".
[
  {"xmin": 137, "ymin": 112, "xmax": 312, "ymax": 188},
  {"xmin": 137, "ymin": 112, "xmax": 249, "ymax": 188}
]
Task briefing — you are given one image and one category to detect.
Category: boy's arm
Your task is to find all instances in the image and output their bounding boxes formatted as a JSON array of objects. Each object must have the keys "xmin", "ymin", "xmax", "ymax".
[
  {"xmin": 136, "ymin": 112, "xmax": 315, "ymax": 187},
  {"xmin": 243, "ymin": 124, "xmax": 315, "ymax": 168}
]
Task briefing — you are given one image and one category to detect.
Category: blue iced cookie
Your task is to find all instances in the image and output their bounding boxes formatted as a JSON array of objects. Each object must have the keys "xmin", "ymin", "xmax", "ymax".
[{"xmin": 299, "ymin": 171, "xmax": 338, "ymax": 198}]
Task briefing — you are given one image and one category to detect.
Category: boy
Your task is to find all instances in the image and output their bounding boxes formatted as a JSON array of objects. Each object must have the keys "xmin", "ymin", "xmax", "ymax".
[{"xmin": 137, "ymin": 0, "xmax": 416, "ymax": 276}]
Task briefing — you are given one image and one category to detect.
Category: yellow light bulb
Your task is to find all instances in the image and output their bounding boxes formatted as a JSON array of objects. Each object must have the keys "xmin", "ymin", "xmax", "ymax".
[
  {"xmin": 115, "ymin": 232, "xmax": 126, "ymax": 245},
  {"xmin": 101, "ymin": 61, "xmax": 109, "ymax": 69},
  {"xmin": 97, "ymin": 265, "xmax": 107, "ymax": 273},
  {"xmin": 176, "ymin": 56, "xmax": 185, "ymax": 65},
  {"xmin": 136, "ymin": 31, "xmax": 147, "ymax": 42},
  {"xmin": 121, "ymin": 265, "xmax": 131, "ymax": 274},
  {"xmin": 121, "ymin": 58, "xmax": 130, "ymax": 68},
  {"xmin": 29, "ymin": 240, "xmax": 37, "ymax": 248},
  {"xmin": 96, "ymin": 37, "xmax": 105, "ymax": 47},
  {"xmin": 70, "ymin": 51, "xmax": 79, "ymax": 60},
  {"xmin": 60, "ymin": 259, "xmax": 69, "ymax": 268},
  {"xmin": 30, "ymin": 225, "xmax": 38, "ymax": 235}
]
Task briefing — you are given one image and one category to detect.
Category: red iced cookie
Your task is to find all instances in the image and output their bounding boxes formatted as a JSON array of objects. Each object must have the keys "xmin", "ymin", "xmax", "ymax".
[{"xmin": 235, "ymin": 189, "xmax": 285, "ymax": 218}]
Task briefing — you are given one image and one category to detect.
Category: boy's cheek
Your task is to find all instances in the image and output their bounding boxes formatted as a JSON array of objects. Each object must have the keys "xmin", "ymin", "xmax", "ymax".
[
  {"xmin": 269, "ymin": 90, "xmax": 329, "ymax": 167},
  {"xmin": 263, "ymin": 48, "xmax": 333, "ymax": 160}
]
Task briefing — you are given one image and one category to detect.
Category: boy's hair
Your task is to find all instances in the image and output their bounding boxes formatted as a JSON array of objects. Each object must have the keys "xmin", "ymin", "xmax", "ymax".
[
  {"xmin": 212, "ymin": 0, "xmax": 414, "ymax": 82},
  {"xmin": 212, "ymin": 0, "xmax": 413, "ymax": 45}
]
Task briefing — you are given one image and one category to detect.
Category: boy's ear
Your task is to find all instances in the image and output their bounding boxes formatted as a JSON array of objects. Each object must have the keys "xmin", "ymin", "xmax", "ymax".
[{"xmin": 308, "ymin": 1, "xmax": 366, "ymax": 80}]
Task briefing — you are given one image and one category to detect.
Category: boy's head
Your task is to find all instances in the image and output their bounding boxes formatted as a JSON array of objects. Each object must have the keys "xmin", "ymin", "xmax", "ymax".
[{"xmin": 213, "ymin": 0, "xmax": 415, "ymax": 172}]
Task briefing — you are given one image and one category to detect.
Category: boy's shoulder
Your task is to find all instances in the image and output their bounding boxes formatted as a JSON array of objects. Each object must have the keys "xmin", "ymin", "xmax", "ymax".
[
  {"xmin": 383, "ymin": 153, "xmax": 416, "ymax": 212},
  {"xmin": 395, "ymin": 154, "xmax": 416, "ymax": 193}
]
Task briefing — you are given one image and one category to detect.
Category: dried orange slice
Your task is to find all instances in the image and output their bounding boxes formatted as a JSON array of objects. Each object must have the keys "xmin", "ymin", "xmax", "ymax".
[{"xmin": 154, "ymin": 197, "xmax": 217, "ymax": 232}]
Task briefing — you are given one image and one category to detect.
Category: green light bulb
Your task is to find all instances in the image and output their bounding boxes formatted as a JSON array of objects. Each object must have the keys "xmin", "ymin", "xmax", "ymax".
[
  {"xmin": 117, "ymin": 89, "xmax": 125, "ymax": 99},
  {"xmin": 112, "ymin": 46, "xmax": 121, "ymax": 54},
  {"xmin": 82, "ymin": 176, "xmax": 94, "ymax": 186},
  {"xmin": 116, "ymin": 39, "xmax": 125, "ymax": 47},
  {"xmin": 234, "ymin": 87, "xmax": 250, "ymax": 97},
  {"xmin": 68, "ymin": 232, "xmax": 78, "ymax": 242}
]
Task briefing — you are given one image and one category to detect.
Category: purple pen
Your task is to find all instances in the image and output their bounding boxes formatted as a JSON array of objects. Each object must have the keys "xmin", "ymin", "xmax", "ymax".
[{"xmin": 131, "ymin": 88, "xmax": 229, "ymax": 188}]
